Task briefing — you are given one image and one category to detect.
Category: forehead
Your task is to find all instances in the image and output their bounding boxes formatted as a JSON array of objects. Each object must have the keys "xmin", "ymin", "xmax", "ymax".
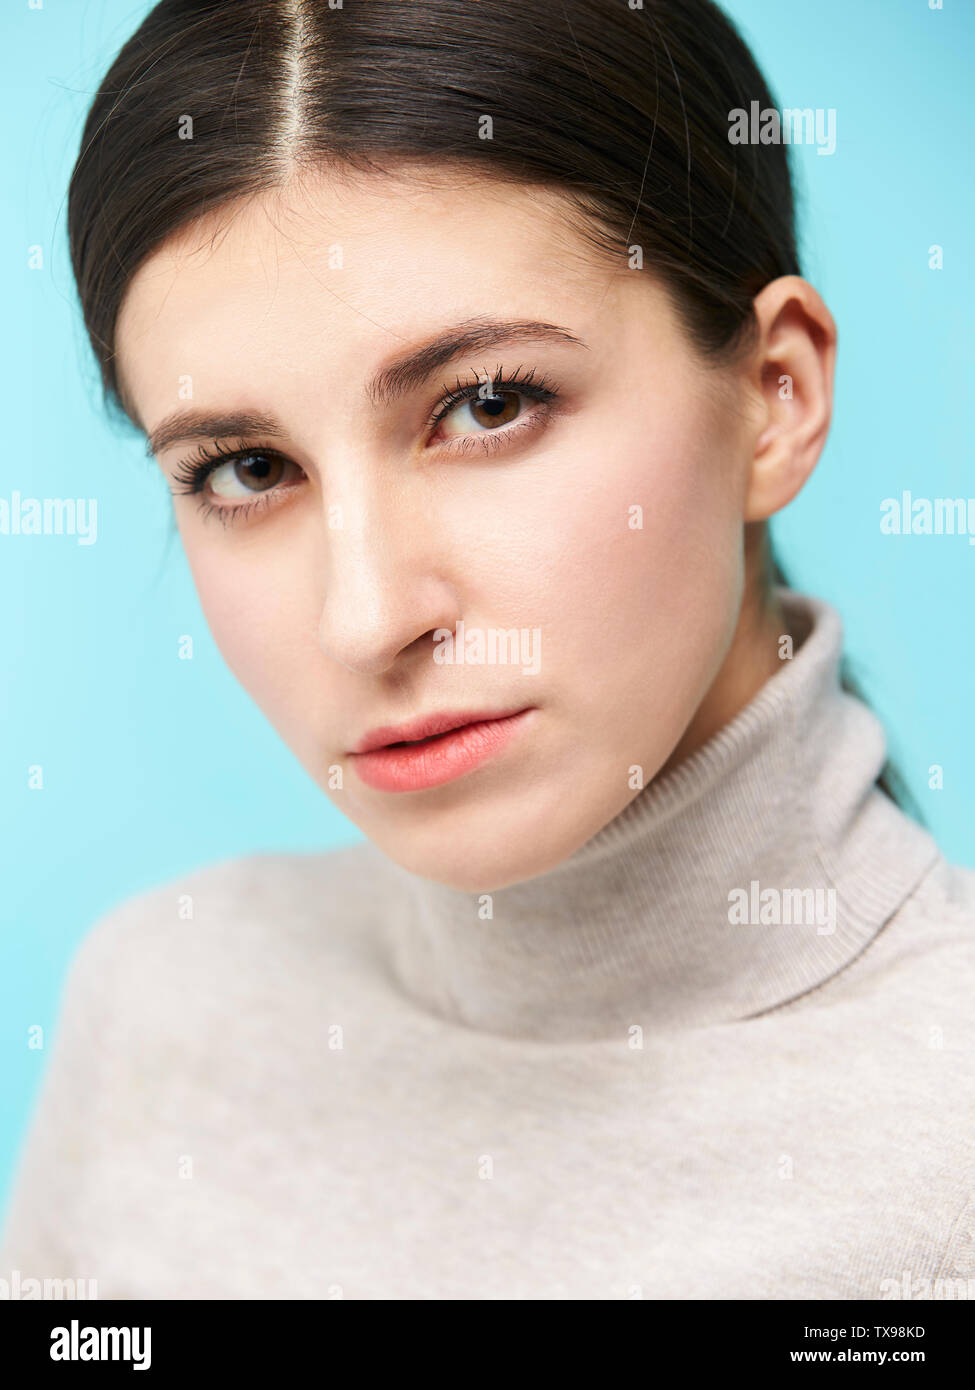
[{"xmin": 115, "ymin": 165, "xmax": 620, "ymax": 425}]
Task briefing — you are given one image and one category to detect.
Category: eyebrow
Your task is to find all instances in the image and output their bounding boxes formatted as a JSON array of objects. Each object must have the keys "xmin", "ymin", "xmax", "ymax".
[{"xmin": 143, "ymin": 315, "xmax": 588, "ymax": 457}]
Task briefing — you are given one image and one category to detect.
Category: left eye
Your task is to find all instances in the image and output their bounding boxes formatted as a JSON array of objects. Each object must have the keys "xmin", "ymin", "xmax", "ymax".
[
  {"xmin": 439, "ymin": 390, "xmax": 525, "ymax": 436},
  {"xmin": 209, "ymin": 453, "xmax": 295, "ymax": 498}
]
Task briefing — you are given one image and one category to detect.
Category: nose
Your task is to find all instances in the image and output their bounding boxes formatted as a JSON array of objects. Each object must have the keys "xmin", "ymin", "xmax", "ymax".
[{"xmin": 315, "ymin": 486, "xmax": 460, "ymax": 677}]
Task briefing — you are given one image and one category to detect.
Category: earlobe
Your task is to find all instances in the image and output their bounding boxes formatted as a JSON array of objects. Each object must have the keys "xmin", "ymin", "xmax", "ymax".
[{"xmin": 742, "ymin": 276, "xmax": 837, "ymax": 523}]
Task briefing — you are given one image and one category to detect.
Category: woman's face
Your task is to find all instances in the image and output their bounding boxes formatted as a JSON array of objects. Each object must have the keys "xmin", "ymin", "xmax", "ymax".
[{"xmin": 116, "ymin": 164, "xmax": 759, "ymax": 891}]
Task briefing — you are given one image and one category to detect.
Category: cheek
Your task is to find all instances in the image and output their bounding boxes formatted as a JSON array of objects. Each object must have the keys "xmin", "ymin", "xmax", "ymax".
[
  {"xmin": 181, "ymin": 534, "xmax": 319, "ymax": 735},
  {"xmin": 464, "ymin": 408, "xmax": 742, "ymax": 664},
  {"xmin": 461, "ymin": 403, "xmax": 745, "ymax": 765}
]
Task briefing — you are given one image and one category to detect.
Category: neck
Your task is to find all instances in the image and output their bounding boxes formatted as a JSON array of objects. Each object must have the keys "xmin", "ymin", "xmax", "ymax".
[{"xmin": 659, "ymin": 576, "xmax": 787, "ymax": 779}]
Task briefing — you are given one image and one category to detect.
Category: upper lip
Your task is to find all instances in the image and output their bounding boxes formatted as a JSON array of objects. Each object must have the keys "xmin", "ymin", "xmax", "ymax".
[{"xmin": 350, "ymin": 708, "xmax": 532, "ymax": 755}]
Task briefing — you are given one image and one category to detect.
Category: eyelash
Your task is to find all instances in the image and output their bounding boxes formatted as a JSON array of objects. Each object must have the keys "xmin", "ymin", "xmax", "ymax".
[{"xmin": 168, "ymin": 364, "xmax": 561, "ymax": 526}]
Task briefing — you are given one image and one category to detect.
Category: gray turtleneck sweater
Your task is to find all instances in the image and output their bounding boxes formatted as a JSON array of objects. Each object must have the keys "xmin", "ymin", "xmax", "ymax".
[{"xmin": 2, "ymin": 592, "xmax": 974, "ymax": 1300}]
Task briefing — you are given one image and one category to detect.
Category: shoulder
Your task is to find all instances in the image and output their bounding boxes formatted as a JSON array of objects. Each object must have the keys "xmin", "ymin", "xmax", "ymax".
[
  {"xmin": 893, "ymin": 852, "xmax": 975, "ymax": 1001},
  {"xmin": 838, "ymin": 850, "xmax": 975, "ymax": 1038},
  {"xmin": 89, "ymin": 839, "xmax": 380, "ymax": 936},
  {"xmin": 892, "ymin": 851, "xmax": 975, "ymax": 944},
  {"xmin": 63, "ymin": 841, "xmax": 388, "ymax": 1024}
]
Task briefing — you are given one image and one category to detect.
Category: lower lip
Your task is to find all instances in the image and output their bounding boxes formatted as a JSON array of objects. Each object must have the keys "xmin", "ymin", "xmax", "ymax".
[{"xmin": 351, "ymin": 709, "xmax": 535, "ymax": 793}]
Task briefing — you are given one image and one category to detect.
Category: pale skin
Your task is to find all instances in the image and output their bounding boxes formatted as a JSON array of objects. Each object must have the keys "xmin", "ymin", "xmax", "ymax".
[{"xmin": 115, "ymin": 162, "xmax": 837, "ymax": 893}]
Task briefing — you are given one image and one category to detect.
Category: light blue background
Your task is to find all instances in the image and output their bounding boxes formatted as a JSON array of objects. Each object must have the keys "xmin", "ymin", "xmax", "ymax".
[{"xmin": 2, "ymin": 0, "xmax": 972, "ymax": 1212}]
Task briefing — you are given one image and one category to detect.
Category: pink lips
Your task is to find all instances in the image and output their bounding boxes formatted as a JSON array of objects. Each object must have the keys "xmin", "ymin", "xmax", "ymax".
[{"xmin": 349, "ymin": 707, "xmax": 535, "ymax": 792}]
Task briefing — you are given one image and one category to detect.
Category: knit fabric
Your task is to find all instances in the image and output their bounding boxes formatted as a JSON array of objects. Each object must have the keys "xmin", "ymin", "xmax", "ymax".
[{"xmin": 2, "ymin": 590, "xmax": 974, "ymax": 1299}]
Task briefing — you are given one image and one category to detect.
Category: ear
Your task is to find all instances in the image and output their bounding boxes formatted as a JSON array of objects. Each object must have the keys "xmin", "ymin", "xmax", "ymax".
[{"xmin": 742, "ymin": 276, "xmax": 837, "ymax": 522}]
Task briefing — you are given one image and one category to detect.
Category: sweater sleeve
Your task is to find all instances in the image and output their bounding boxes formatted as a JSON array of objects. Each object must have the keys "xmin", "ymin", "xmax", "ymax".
[{"xmin": 0, "ymin": 911, "xmax": 124, "ymax": 1288}]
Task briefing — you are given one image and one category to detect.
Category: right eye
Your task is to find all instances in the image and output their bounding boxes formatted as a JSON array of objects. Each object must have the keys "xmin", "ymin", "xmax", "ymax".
[
  {"xmin": 207, "ymin": 451, "xmax": 299, "ymax": 499},
  {"xmin": 169, "ymin": 441, "xmax": 309, "ymax": 523}
]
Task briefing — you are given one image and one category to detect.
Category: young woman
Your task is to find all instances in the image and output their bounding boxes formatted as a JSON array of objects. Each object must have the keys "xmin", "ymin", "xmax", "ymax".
[{"xmin": 3, "ymin": 0, "xmax": 973, "ymax": 1301}]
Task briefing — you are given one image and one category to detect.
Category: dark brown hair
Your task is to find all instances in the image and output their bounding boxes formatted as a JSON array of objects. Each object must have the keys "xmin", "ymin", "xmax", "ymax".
[
  {"xmin": 66, "ymin": 0, "xmax": 917, "ymax": 816},
  {"xmin": 69, "ymin": 0, "xmax": 801, "ymax": 419}
]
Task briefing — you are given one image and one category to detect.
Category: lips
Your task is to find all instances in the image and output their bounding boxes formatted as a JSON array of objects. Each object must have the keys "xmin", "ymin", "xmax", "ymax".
[
  {"xmin": 349, "ymin": 707, "xmax": 535, "ymax": 792},
  {"xmin": 351, "ymin": 708, "xmax": 529, "ymax": 755}
]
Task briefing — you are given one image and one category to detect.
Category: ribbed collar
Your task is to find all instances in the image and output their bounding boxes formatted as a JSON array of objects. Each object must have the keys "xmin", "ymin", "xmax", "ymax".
[{"xmin": 376, "ymin": 590, "xmax": 940, "ymax": 1041}]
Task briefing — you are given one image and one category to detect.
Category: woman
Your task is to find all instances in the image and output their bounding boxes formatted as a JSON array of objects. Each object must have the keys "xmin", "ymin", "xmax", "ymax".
[{"xmin": 2, "ymin": 0, "xmax": 973, "ymax": 1300}]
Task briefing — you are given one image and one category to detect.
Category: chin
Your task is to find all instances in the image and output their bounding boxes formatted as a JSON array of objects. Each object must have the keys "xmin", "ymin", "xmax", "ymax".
[
  {"xmin": 363, "ymin": 787, "xmax": 631, "ymax": 894},
  {"xmin": 386, "ymin": 840, "xmax": 562, "ymax": 894}
]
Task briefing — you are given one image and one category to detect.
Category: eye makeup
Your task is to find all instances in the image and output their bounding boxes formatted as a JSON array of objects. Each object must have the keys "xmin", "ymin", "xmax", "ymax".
[
  {"xmin": 424, "ymin": 363, "xmax": 559, "ymax": 433},
  {"xmin": 168, "ymin": 441, "xmax": 303, "ymax": 528},
  {"xmin": 167, "ymin": 362, "xmax": 564, "ymax": 526}
]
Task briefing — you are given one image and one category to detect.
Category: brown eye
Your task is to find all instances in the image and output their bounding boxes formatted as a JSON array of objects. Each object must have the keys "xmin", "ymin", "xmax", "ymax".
[
  {"xmin": 210, "ymin": 452, "xmax": 287, "ymax": 498},
  {"xmin": 469, "ymin": 392, "xmax": 521, "ymax": 428},
  {"xmin": 235, "ymin": 455, "xmax": 283, "ymax": 491},
  {"xmin": 442, "ymin": 391, "xmax": 523, "ymax": 437}
]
